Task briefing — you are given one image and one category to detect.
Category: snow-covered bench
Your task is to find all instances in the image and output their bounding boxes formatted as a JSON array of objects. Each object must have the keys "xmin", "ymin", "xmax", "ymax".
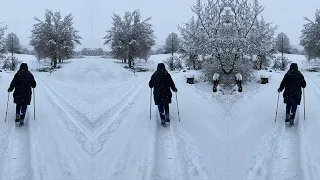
[
  {"xmin": 260, "ymin": 74, "xmax": 269, "ymax": 84},
  {"xmin": 186, "ymin": 74, "xmax": 195, "ymax": 84}
]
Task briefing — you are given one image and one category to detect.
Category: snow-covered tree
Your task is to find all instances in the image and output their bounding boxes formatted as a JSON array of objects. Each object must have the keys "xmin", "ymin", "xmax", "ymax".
[
  {"xmin": 272, "ymin": 56, "xmax": 290, "ymax": 71},
  {"xmin": 276, "ymin": 32, "xmax": 291, "ymax": 54},
  {"xmin": 179, "ymin": 17, "xmax": 205, "ymax": 70},
  {"xmin": 179, "ymin": 0, "xmax": 276, "ymax": 87},
  {"xmin": 166, "ymin": 55, "xmax": 183, "ymax": 71},
  {"xmin": 6, "ymin": 33, "xmax": 21, "ymax": 54},
  {"xmin": 2, "ymin": 56, "xmax": 20, "ymax": 71},
  {"xmin": 0, "ymin": 22, "xmax": 7, "ymax": 59},
  {"xmin": 165, "ymin": 32, "xmax": 180, "ymax": 54},
  {"xmin": 250, "ymin": 18, "xmax": 277, "ymax": 70},
  {"xmin": 30, "ymin": 10, "xmax": 82, "ymax": 68},
  {"xmin": 300, "ymin": 10, "xmax": 320, "ymax": 60},
  {"xmin": 103, "ymin": 10, "xmax": 155, "ymax": 68}
]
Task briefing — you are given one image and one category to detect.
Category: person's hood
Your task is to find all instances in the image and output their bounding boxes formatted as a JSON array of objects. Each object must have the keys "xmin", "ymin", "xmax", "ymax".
[
  {"xmin": 289, "ymin": 63, "xmax": 298, "ymax": 71},
  {"xmin": 157, "ymin": 63, "xmax": 166, "ymax": 71},
  {"xmin": 19, "ymin": 63, "xmax": 28, "ymax": 71}
]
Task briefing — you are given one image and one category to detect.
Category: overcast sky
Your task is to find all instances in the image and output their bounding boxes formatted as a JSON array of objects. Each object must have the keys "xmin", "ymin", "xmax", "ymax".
[{"xmin": 0, "ymin": 0, "xmax": 319, "ymax": 50}]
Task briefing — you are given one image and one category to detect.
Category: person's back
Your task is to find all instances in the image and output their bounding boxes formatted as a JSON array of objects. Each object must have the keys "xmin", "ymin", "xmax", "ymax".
[
  {"xmin": 13, "ymin": 65, "xmax": 35, "ymax": 96},
  {"xmin": 283, "ymin": 67, "xmax": 305, "ymax": 95},
  {"xmin": 149, "ymin": 63, "xmax": 177, "ymax": 126},
  {"xmin": 151, "ymin": 66, "xmax": 172, "ymax": 94},
  {"xmin": 8, "ymin": 63, "xmax": 36, "ymax": 126},
  {"xmin": 278, "ymin": 63, "xmax": 306, "ymax": 126}
]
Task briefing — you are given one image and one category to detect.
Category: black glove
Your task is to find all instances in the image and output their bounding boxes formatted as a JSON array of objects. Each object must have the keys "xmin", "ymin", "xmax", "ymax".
[
  {"xmin": 277, "ymin": 88, "xmax": 281, "ymax": 92},
  {"xmin": 173, "ymin": 88, "xmax": 178, "ymax": 92}
]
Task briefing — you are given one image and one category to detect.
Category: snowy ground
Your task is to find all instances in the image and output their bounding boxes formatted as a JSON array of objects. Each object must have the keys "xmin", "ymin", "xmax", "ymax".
[{"xmin": 0, "ymin": 53, "xmax": 319, "ymax": 179}]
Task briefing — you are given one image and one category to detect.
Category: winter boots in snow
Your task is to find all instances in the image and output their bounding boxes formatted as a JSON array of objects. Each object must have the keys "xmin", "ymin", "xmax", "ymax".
[
  {"xmin": 15, "ymin": 114, "xmax": 24, "ymax": 126},
  {"xmin": 160, "ymin": 114, "xmax": 170, "ymax": 127},
  {"xmin": 285, "ymin": 114, "xmax": 294, "ymax": 126},
  {"xmin": 285, "ymin": 114, "xmax": 290, "ymax": 122},
  {"xmin": 15, "ymin": 114, "xmax": 20, "ymax": 122},
  {"xmin": 165, "ymin": 114, "xmax": 170, "ymax": 122}
]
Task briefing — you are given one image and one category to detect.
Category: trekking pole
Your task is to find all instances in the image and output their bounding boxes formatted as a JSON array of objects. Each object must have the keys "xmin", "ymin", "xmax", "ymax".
[
  {"xmin": 303, "ymin": 88, "xmax": 306, "ymax": 120},
  {"xmin": 33, "ymin": 88, "xmax": 35, "ymax": 120},
  {"xmin": 275, "ymin": 92, "xmax": 280, "ymax": 122},
  {"xmin": 5, "ymin": 92, "xmax": 10, "ymax": 122},
  {"xmin": 150, "ymin": 88, "xmax": 152, "ymax": 120},
  {"xmin": 175, "ymin": 92, "xmax": 181, "ymax": 122}
]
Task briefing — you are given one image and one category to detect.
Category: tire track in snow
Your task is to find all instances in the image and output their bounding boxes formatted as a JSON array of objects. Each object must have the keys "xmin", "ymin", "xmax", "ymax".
[
  {"xmin": 92, "ymin": 75, "xmax": 148, "ymax": 155},
  {"xmin": 152, "ymin": 106, "xmax": 212, "ymax": 180},
  {"xmin": 153, "ymin": 111, "xmax": 178, "ymax": 180},
  {"xmin": 3, "ymin": 111, "xmax": 32, "ymax": 180},
  {"xmin": 246, "ymin": 110, "xmax": 302, "ymax": 180},
  {"xmin": 277, "ymin": 109, "xmax": 301, "ymax": 180},
  {"xmin": 246, "ymin": 116, "xmax": 287, "ymax": 180},
  {"xmin": 300, "ymin": 74, "xmax": 320, "ymax": 179},
  {"xmin": 36, "ymin": 75, "xmax": 92, "ymax": 138},
  {"xmin": 38, "ymin": 76, "xmax": 92, "ymax": 155},
  {"xmin": 171, "ymin": 123, "xmax": 213, "ymax": 180},
  {"xmin": 92, "ymin": 74, "xmax": 149, "ymax": 139}
]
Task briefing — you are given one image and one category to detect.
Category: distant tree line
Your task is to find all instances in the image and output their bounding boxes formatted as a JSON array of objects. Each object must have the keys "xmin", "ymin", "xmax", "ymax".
[{"xmin": 77, "ymin": 48, "xmax": 107, "ymax": 56}]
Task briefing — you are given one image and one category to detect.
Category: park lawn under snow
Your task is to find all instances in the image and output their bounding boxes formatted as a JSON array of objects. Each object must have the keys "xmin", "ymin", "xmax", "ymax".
[{"xmin": 0, "ymin": 53, "xmax": 319, "ymax": 179}]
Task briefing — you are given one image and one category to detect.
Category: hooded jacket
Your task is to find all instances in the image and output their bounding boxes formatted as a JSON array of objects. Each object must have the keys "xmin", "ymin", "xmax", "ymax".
[
  {"xmin": 8, "ymin": 63, "xmax": 37, "ymax": 105},
  {"xmin": 149, "ymin": 63, "xmax": 177, "ymax": 105},
  {"xmin": 279, "ymin": 63, "xmax": 306, "ymax": 105}
]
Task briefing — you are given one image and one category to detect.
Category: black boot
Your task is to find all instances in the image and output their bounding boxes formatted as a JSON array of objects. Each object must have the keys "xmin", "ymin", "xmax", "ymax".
[
  {"xmin": 165, "ymin": 114, "xmax": 170, "ymax": 122},
  {"xmin": 289, "ymin": 118, "xmax": 294, "ymax": 127},
  {"xmin": 285, "ymin": 114, "xmax": 290, "ymax": 122},
  {"xmin": 161, "ymin": 118, "xmax": 166, "ymax": 127},
  {"xmin": 19, "ymin": 118, "xmax": 24, "ymax": 126},
  {"xmin": 15, "ymin": 114, "xmax": 20, "ymax": 122}
]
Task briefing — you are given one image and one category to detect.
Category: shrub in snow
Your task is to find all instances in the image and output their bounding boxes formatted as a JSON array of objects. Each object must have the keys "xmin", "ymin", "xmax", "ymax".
[
  {"xmin": 166, "ymin": 55, "xmax": 183, "ymax": 71},
  {"xmin": 2, "ymin": 56, "xmax": 20, "ymax": 71},
  {"xmin": 272, "ymin": 56, "xmax": 290, "ymax": 71}
]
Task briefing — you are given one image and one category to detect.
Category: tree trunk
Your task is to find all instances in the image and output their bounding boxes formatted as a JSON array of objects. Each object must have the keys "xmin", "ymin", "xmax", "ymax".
[
  {"xmin": 128, "ymin": 55, "xmax": 133, "ymax": 68},
  {"xmin": 52, "ymin": 55, "xmax": 57, "ymax": 68}
]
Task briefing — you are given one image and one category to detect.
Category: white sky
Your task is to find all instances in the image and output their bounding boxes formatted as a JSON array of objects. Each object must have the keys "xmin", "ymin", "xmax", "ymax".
[{"xmin": 0, "ymin": 0, "xmax": 319, "ymax": 50}]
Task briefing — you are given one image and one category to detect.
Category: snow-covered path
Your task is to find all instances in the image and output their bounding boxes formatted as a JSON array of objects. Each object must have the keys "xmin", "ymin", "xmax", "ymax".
[
  {"xmin": 1, "ymin": 54, "xmax": 320, "ymax": 179},
  {"xmin": 1, "ymin": 111, "xmax": 31, "ymax": 180}
]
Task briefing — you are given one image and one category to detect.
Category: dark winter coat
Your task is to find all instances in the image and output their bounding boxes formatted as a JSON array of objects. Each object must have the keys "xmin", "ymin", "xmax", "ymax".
[
  {"xmin": 149, "ymin": 63, "xmax": 177, "ymax": 105},
  {"xmin": 8, "ymin": 63, "xmax": 36, "ymax": 105},
  {"xmin": 278, "ymin": 63, "xmax": 306, "ymax": 105}
]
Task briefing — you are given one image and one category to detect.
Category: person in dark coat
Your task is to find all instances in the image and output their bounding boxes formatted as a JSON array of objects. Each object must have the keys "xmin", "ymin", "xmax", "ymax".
[
  {"xmin": 278, "ymin": 63, "xmax": 306, "ymax": 125},
  {"xmin": 149, "ymin": 63, "xmax": 177, "ymax": 126},
  {"xmin": 8, "ymin": 63, "xmax": 36, "ymax": 125}
]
